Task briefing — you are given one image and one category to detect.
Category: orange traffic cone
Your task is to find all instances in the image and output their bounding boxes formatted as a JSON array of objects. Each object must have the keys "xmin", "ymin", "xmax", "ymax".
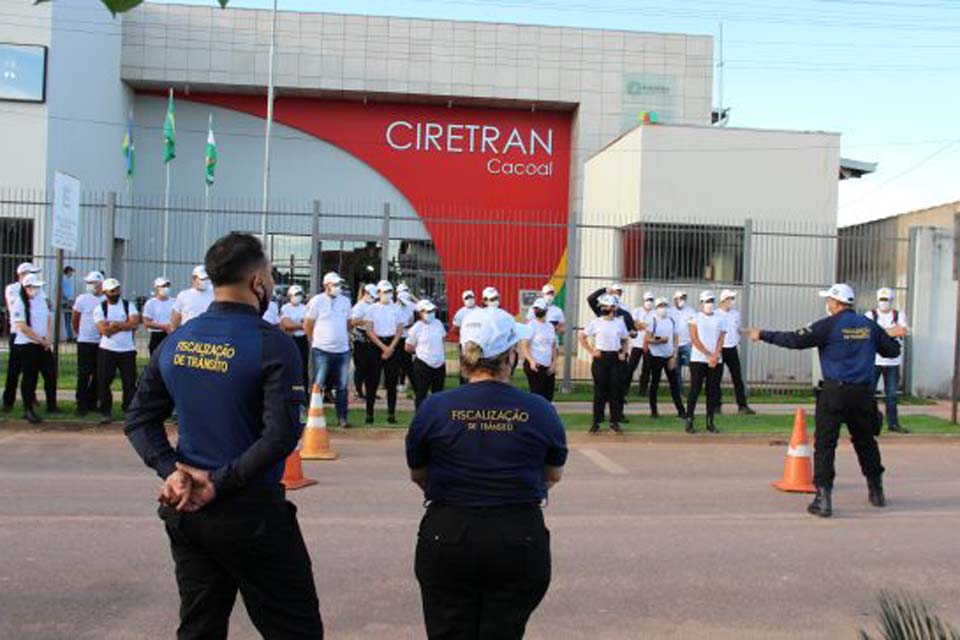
[
  {"xmin": 281, "ymin": 447, "xmax": 318, "ymax": 490},
  {"xmin": 772, "ymin": 408, "xmax": 816, "ymax": 493},
  {"xmin": 301, "ymin": 384, "xmax": 338, "ymax": 461}
]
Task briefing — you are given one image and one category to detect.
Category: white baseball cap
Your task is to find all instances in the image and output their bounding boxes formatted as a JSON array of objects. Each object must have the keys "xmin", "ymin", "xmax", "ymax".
[
  {"xmin": 532, "ymin": 297, "xmax": 548, "ymax": 310},
  {"xmin": 699, "ymin": 290, "xmax": 716, "ymax": 303},
  {"xmin": 819, "ymin": 283, "xmax": 855, "ymax": 304},
  {"xmin": 609, "ymin": 282, "xmax": 624, "ymax": 293},
  {"xmin": 541, "ymin": 283, "xmax": 556, "ymax": 295},
  {"xmin": 192, "ymin": 265, "xmax": 209, "ymax": 280},
  {"xmin": 673, "ymin": 290, "xmax": 687, "ymax": 299},
  {"xmin": 377, "ymin": 280, "xmax": 394, "ymax": 292},
  {"xmin": 289, "ymin": 285, "xmax": 304, "ymax": 296},
  {"xmin": 598, "ymin": 294, "xmax": 618, "ymax": 308},
  {"xmin": 459, "ymin": 307, "xmax": 532, "ymax": 359},
  {"xmin": 416, "ymin": 299, "xmax": 437, "ymax": 313},
  {"xmin": 482, "ymin": 286, "xmax": 500, "ymax": 300},
  {"xmin": 643, "ymin": 291, "xmax": 654, "ymax": 301},
  {"xmin": 397, "ymin": 283, "xmax": 410, "ymax": 293},
  {"xmin": 462, "ymin": 289, "xmax": 475, "ymax": 300},
  {"xmin": 877, "ymin": 287, "xmax": 894, "ymax": 301},
  {"xmin": 720, "ymin": 289, "xmax": 736, "ymax": 301},
  {"xmin": 323, "ymin": 272, "xmax": 343, "ymax": 286},
  {"xmin": 22, "ymin": 273, "xmax": 45, "ymax": 288},
  {"xmin": 363, "ymin": 283, "xmax": 378, "ymax": 297},
  {"xmin": 153, "ymin": 277, "xmax": 171, "ymax": 288},
  {"xmin": 655, "ymin": 297, "xmax": 668, "ymax": 307},
  {"xmin": 102, "ymin": 278, "xmax": 121, "ymax": 292},
  {"xmin": 16, "ymin": 262, "xmax": 40, "ymax": 276},
  {"xmin": 84, "ymin": 271, "xmax": 104, "ymax": 284}
]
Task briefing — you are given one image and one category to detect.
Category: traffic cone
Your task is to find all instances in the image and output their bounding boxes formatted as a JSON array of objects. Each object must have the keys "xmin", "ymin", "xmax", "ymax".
[
  {"xmin": 772, "ymin": 408, "xmax": 816, "ymax": 493},
  {"xmin": 281, "ymin": 447, "xmax": 317, "ymax": 490},
  {"xmin": 301, "ymin": 384, "xmax": 338, "ymax": 461}
]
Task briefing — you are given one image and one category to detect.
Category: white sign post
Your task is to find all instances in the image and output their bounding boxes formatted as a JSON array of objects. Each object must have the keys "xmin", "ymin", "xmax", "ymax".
[{"xmin": 50, "ymin": 171, "xmax": 80, "ymax": 365}]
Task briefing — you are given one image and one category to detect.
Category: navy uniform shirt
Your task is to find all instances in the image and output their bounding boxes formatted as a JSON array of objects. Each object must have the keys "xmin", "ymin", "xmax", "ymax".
[
  {"xmin": 760, "ymin": 308, "xmax": 900, "ymax": 386},
  {"xmin": 406, "ymin": 381, "xmax": 568, "ymax": 507},
  {"xmin": 125, "ymin": 301, "xmax": 305, "ymax": 495}
]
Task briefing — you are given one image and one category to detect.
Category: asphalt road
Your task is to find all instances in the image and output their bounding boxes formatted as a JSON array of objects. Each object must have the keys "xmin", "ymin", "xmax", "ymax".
[{"xmin": 1, "ymin": 430, "xmax": 959, "ymax": 639}]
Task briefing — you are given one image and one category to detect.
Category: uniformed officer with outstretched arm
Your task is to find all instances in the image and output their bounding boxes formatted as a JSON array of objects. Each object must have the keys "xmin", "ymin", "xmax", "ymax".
[
  {"xmin": 745, "ymin": 283, "xmax": 900, "ymax": 518},
  {"xmin": 125, "ymin": 233, "xmax": 324, "ymax": 639}
]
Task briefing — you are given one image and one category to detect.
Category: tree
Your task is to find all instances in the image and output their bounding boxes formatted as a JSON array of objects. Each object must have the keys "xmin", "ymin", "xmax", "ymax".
[{"xmin": 34, "ymin": 0, "xmax": 230, "ymax": 17}]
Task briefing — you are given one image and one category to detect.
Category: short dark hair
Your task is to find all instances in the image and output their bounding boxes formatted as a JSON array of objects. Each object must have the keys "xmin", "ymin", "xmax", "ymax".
[
  {"xmin": 63, "ymin": 266, "xmax": 74, "ymax": 274},
  {"xmin": 205, "ymin": 233, "xmax": 267, "ymax": 286}
]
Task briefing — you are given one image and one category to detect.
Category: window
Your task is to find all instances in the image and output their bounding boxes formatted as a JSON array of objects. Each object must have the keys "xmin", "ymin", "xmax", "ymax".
[
  {"xmin": 620, "ymin": 222, "xmax": 743, "ymax": 283},
  {"xmin": 0, "ymin": 44, "xmax": 47, "ymax": 103}
]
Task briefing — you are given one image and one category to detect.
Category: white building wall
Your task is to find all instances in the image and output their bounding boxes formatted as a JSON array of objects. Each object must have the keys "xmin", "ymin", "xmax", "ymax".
[{"xmin": 908, "ymin": 226, "xmax": 955, "ymax": 397}]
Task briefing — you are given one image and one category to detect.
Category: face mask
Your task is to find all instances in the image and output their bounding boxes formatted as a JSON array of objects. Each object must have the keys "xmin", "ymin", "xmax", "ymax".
[
  {"xmin": 329, "ymin": 286, "xmax": 342, "ymax": 298},
  {"xmin": 292, "ymin": 295, "xmax": 304, "ymax": 305},
  {"xmin": 487, "ymin": 299, "xmax": 500, "ymax": 308},
  {"xmin": 676, "ymin": 299, "xmax": 685, "ymax": 309},
  {"xmin": 195, "ymin": 279, "xmax": 209, "ymax": 292},
  {"xmin": 86, "ymin": 283, "xmax": 97, "ymax": 294},
  {"xmin": 158, "ymin": 287, "xmax": 170, "ymax": 297},
  {"xmin": 656, "ymin": 307, "xmax": 667, "ymax": 318},
  {"xmin": 380, "ymin": 293, "xmax": 393, "ymax": 304},
  {"xmin": 878, "ymin": 300, "xmax": 891, "ymax": 312},
  {"xmin": 107, "ymin": 293, "xmax": 120, "ymax": 304},
  {"xmin": 399, "ymin": 292, "xmax": 411, "ymax": 303},
  {"xmin": 534, "ymin": 308, "xmax": 547, "ymax": 319},
  {"xmin": 643, "ymin": 301, "xmax": 653, "ymax": 310},
  {"xmin": 825, "ymin": 303, "xmax": 833, "ymax": 316},
  {"xmin": 464, "ymin": 298, "xmax": 475, "ymax": 308},
  {"xmin": 702, "ymin": 303, "xmax": 715, "ymax": 314},
  {"xmin": 543, "ymin": 294, "xmax": 555, "ymax": 305},
  {"xmin": 26, "ymin": 287, "xmax": 40, "ymax": 299},
  {"xmin": 424, "ymin": 312, "xmax": 436, "ymax": 323}
]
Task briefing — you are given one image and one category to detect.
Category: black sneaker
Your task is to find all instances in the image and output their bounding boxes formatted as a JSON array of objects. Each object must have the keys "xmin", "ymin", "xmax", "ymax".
[
  {"xmin": 365, "ymin": 415, "xmax": 374, "ymax": 425},
  {"xmin": 650, "ymin": 411, "xmax": 660, "ymax": 420},
  {"xmin": 738, "ymin": 406, "xmax": 756, "ymax": 416},
  {"xmin": 889, "ymin": 424, "xmax": 910, "ymax": 434},
  {"xmin": 620, "ymin": 415, "xmax": 630, "ymax": 424},
  {"xmin": 610, "ymin": 422, "xmax": 624, "ymax": 434},
  {"xmin": 98, "ymin": 414, "xmax": 112, "ymax": 425},
  {"xmin": 387, "ymin": 415, "xmax": 398, "ymax": 425},
  {"xmin": 24, "ymin": 408, "xmax": 42, "ymax": 424},
  {"xmin": 684, "ymin": 418, "xmax": 696, "ymax": 434},
  {"xmin": 589, "ymin": 423, "xmax": 601, "ymax": 434}
]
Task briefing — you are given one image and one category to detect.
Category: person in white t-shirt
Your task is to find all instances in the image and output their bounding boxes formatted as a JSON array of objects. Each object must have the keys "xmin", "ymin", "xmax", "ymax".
[
  {"xmin": 143, "ymin": 277, "xmax": 174, "ymax": 355},
  {"xmin": 718, "ymin": 289, "xmax": 755, "ymax": 416},
  {"xmin": 644, "ymin": 297, "xmax": 686, "ymax": 419},
  {"xmin": 579, "ymin": 294, "xmax": 629, "ymax": 434},
  {"xmin": 685, "ymin": 290, "xmax": 728, "ymax": 434},
  {"xmin": 627, "ymin": 291, "xmax": 656, "ymax": 399},
  {"xmin": 867, "ymin": 287, "xmax": 910, "ymax": 433},
  {"xmin": 452, "ymin": 289, "xmax": 477, "ymax": 385},
  {"xmin": 303, "ymin": 272, "xmax": 353, "ymax": 427},
  {"xmin": 262, "ymin": 299, "xmax": 280, "ymax": 326},
  {"xmin": 395, "ymin": 284, "xmax": 417, "ymax": 395},
  {"xmin": 9, "ymin": 273, "xmax": 56, "ymax": 422},
  {"xmin": 351, "ymin": 283, "xmax": 379, "ymax": 401},
  {"xmin": 3, "ymin": 261, "xmax": 42, "ymax": 411},
  {"xmin": 525, "ymin": 283, "xmax": 566, "ymax": 335},
  {"xmin": 360, "ymin": 280, "xmax": 405, "ymax": 424},
  {"xmin": 93, "ymin": 278, "xmax": 140, "ymax": 424},
  {"xmin": 669, "ymin": 290, "xmax": 696, "ymax": 397},
  {"xmin": 171, "ymin": 265, "xmax": 213, "ymax": 330},
  {"xmin": 71, "ymin": 271, "xmax": 106, "ymax": 413},
  {"xmin": 524, "ymin": 297, "xmax": 559, "ymax": 401},
  {"xmin": 405, "ymin": 299, "xmax": 447, "ymax": 410},
  {"xmin": 280, "ymin": 284, "xmax": 310, "ymax": 396}
]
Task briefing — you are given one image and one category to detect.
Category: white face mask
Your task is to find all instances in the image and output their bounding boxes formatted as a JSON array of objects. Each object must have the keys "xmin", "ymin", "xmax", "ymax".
[
  {"xmin": 158, "ymin": 287, "xmax": 170, "ymax": 297},
  {"xmin": 399, "ymin": 292, "xmax": 411, "ymax": 303},
  {"xmin": 424, "ymin": 312, "xmax": 435, "ymax": 323},
  {"xmin": 195, "ymin": 279, "xmax": 208, "ymax": 292},
  {"xmin": 676, "ymin": 299, "xmax": 685, "ymax": 309},
  {"xmin": 380, "ymin": 293, "xmax": 393, "ymax": 304},
  {"xmin": 825, "ymin": 303, "xmax": 833, "ymax": 316},
  {"xmin": 487, "ymin": 299, "xmax": 500, "ymax": 308},
  {"xmin": 643, "ymin": 301, "xmax": 653, "ymax": 311},
  {"xmin": 702, "ymin": 302, "xmax": 715, "ymax": 314},
  {"xmin": 464, "ymin": 298, "xmax": 475, "ymax": 308},
  {"xmin": 26, "ymin": 287, "xmax": 40, "ymax": 299},
  {"xmin": 543, "ymin": 294, "xmax": 555, "ymax": 305},
  {"xmin": 878, "ymin": 300, "xmax": 891, "ymax": 312},
  {"xmin": 329, "ymin": 286, "xmax": 342, "ymax": 298},
  {"xmin": 656, "ymin": 307, "xmax": 667, "ymax": 318},
  {"xmin": 85, "ymin": 283, "xmax": 98, "ymax": 294},
  {"xmin": 292, "ymin": 295, "xmax": 304, "ymax": 305}
]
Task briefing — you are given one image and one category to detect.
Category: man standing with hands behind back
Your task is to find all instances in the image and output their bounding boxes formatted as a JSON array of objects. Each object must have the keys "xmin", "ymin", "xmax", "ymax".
[{"xmin": 125, "ymin": 233, "xmax": 324, "ymax": 639}]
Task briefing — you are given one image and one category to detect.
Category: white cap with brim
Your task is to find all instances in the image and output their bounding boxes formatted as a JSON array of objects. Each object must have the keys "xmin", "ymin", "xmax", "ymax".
[
  {"xmin": 192, "ymin": 265, "xmax": 209, "ymax": 280},
  {"xmin": 397, "ymin": 283, "xmax": 410, "ymax": 293},
  {"xmin": 699, "ymin": 290, "xmax": 716, "ymax": 303},
  {"xmin": 323, "ymin": 272, "xmax": 343, "ymax": 286},
  {"xmin": 482, "ymin": 286, "xmax": 499, "ymax": 300},
  {"xmin": 643, "ymin": 291, "xmax": 654, "ymax": 301},
  {"xmin": 84, "ymin": 271, "xmax": 104, "ymax": 283},
  {"xmin": 541, "ymin": 284, "xmax": 556, "ymax": 295},
  {"xmin": 363, "ymin": 284, "xmax": 379, "ymax": 297},
  {"xmin": 532, "ymin": 297, "xmax": 548, "ymax": 310},
  {"xmin": 610, "ymin": 282, "xmax": 624, "ymax": 293},
  {"xmin": 673, "ymin": 290, "xmax": 687, "ymax": 299},
  {"xmin": 877, "ymin": 287, "xmax": 894, "ymax": 301},
  {"xmin": 462, "ymin": 289, "xmax": 475, "ymax": 300},
  {"xmin": 377, "ymin": 280, "xmax": 393, "ymax": 292},
  {"xmin": 819, "ymin": 283, "xmax": 855, "ymax": 304},
  {"xmin": 153, "ymin": 277, "xmax": 171, "ymax": 288},
  {"xmin": 655, "ymin": 297, "xmax": 668, "ymax": 307},
  {"xmin": 102, "ymin": 278, "xmax": 121, "ymax": 292},
  {"xmin": 720, "ymin": 289, "xmax": 736, "ymax": 301},
  {"xmin": 460, "ymin": 307, "xmax": 531, "ymax": 359},
  {"xmin": 416, "ymin": 299, "xmax": 437, "ymax": 313},
  {"xmin": 289, "ymin": 285, "xmax": 304, "ymax": 296},
  {"xmin": 16, "ymin": 262, "xmax": 40, "ymax": 276},
  {"xmin": 598, "ymin": 294, "xmax": 618, "ymax": 308},
  {"xmin": 22, "ymin": 273, "xmax": 45, "ymax": 288}
]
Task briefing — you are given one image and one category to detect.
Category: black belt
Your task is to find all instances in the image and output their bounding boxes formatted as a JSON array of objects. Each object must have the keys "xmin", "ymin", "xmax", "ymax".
[
  {"xmin": 822, "ymin": 379, "xmax": 873, "ymax": 392},
  {"xmin": 427, "ymin": 502, "xmax": 542, "ymax": 513}
]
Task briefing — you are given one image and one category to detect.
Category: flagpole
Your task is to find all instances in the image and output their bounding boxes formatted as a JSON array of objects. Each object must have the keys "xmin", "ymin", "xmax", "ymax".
[
  {"xmin": 260, "ymin": 0, "xmax": 278, "ymax": 254},
  {"xmin": 163, "ymin": 161, "xmax": 170, "ymax": 274},
  {"xmin": 204, "ymin": 113, "xmax": 212, "ymax": 250}
]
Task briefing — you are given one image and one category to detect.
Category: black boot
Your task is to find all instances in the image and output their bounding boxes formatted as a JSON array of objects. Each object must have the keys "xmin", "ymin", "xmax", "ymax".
[
  {"xmin": 867, "ymin": 476, "xmax": 886, "ymax": 507},
  {"xmin": 738, "ymin": 405, "xmax": 756, "ymax": 416},
  {"xmin": 807, "ymin": 486, "xmax": 833, "ymax": 518},
  {"xmin": 684, "ymin": 418, "xmax": 695, "ymax": 434},
  {"xmin": 24, "ymin": 407, "xmax": 42, "ymax": 424},
  {"xmin": 888, "ymin": 424, "xmax": 910, "ymax": 434},
  {"xmin": 609, "ymin": 422, "xmax": 624, "ymax": 434},
  {"xmin": 706, "ymin": 415, "xmax": 719, "ymax": 433},
  {"xmin": 589, "ymin": 423, "xmax": 601, "ymax": 434}
]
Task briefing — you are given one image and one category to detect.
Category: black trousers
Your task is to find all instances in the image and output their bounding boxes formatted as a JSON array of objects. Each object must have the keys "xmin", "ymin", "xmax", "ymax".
[
  {"xmin": 415, "ymin": 504, "xmax": 550, "ymax": 640},
  {"xmin": 19, "ymin": 343, "xmax": 56, "ymax": 410},
  {"xmin": 293, "ymin": 335, "xmax": 310, "ymax": 397},
  {"xmin": 98, "ymin": 349, "xmax": 137, "ymax": 417},
  {"xmin": 591, "ymin": 352, "xmax": 624, "ymax": 424},
  {"xmin": 365, "ymin": 337, "xmax": 400, "ymax": 417},
  {"xmin": 624, "ymin": 347, "xmax": 643, "ymax": 397},
  {"xmin": 648, "ymin": 356, "xmax": 685, "ymax": 417},
  {"xmin": 413, "ymin": 359, "xmax": 446, "ymax": 410},
  {"xmin": 397, "ymin": 337, "xmax": 414, "ymax": 387},
  {"xmin": 2, "ymin": 333, "xmax": 23, "ymax": 408},
  {"xmin": 814, "ymin": 383, "xmax": 885, "ymax": 489},
  {"xmin": 148, "ymin": 331, "xmax": 167, "ymax": 356},
  {"xmin": 720, "ymin": 346, "xmax": 749, "ymax": 408},
  {"xmin": 76, "ymin": 342, "xmax": 100, "ymax": 412},
  {"xmin": 687, "ymin": 362, "xmax": 722, "ymax": 419},
  {"xmin": 353, "ymin": 341, "xmax": 372, "ymax": 397},
  {"xmin": 523, "ymin": 361, "xmax": 556, "ymax": 402},
  {"xmin": 160, "ymin": 488, "xmax": 324, "ymax": 640}
]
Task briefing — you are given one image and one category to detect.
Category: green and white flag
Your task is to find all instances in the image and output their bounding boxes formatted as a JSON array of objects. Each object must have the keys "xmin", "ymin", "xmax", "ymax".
[
  {"xmin": 163, "ymin": 88, "xmax": 176, "ymax": 163},
  {"xmin": 205, "ymin": 114, "xmax": 218, "ymax": 187}
]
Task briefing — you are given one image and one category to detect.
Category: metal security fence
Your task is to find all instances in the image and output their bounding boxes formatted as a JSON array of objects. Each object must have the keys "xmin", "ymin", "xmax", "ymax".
[{"xmin": 0, "ymin": 188, "xmax": 917, "ymax": 393}]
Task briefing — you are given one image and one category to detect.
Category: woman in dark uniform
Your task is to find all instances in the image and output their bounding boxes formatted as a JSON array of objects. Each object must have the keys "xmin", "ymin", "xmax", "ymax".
[{"xmin": 406, "ymin": 307, "xmax": 568, "ymax": 640}]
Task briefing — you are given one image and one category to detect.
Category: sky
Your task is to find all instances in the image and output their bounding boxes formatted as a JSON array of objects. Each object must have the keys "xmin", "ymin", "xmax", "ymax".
[{"xmin": 151, "ymin": 0, "xmax": 960, "ymax": 226}]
